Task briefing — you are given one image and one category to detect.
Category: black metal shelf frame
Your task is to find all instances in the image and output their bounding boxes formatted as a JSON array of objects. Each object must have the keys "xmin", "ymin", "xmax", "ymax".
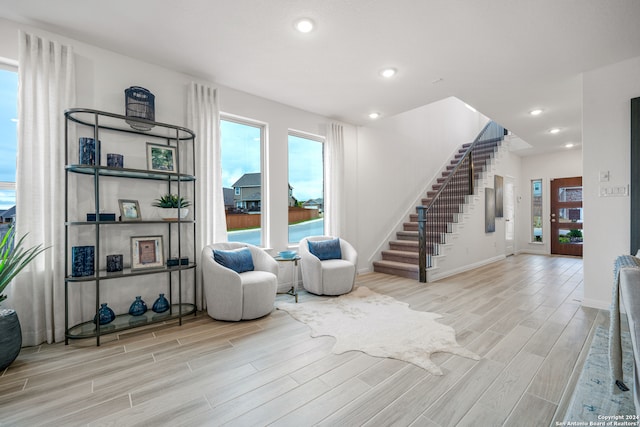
[{"xmin": 64, "ymin": 108, "xmax": 197, "ymax": 346}]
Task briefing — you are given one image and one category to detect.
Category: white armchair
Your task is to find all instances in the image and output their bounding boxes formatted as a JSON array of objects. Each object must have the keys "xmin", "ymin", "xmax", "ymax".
[
  {"xmin": 201, "ymin": 242, "xmax": 278, "ymax": 321},
  {"xmin": 299, "ymin": 236, "xmax": 358, "ymax": 296}
]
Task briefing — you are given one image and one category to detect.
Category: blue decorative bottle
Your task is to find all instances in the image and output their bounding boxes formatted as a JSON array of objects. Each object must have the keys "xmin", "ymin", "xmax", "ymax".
[
  {"xmin": 93, "ymin": 303, "xmax": 115, "ymax": 325},
  {"xmin": 152, "ymin": 293, "xmax": 170, "ymax": 313},
  {"xmin": 128, "ymin": 296, "xmax": 148, "ymax": 316}
]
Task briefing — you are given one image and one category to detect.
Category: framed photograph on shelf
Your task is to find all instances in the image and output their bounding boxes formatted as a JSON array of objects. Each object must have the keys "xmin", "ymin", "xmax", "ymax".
[
  {"xmin": 118, "ymin": 199, "xmax": 142, "ymax": 221},
  {"xmin": 146, "ymin": 142, "xmax": 177, "ymax": 172},
  {"xmin": 131, "ymin": 236, "xmax": 164, "ymax": 270}
]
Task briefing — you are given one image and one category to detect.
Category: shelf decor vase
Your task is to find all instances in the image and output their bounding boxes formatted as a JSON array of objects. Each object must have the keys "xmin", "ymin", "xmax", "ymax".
[
  {"xmin": 93, "ymin": 303, "xmax": 116, "ymax": 325},
  {"xmin": 128, "ymin": 296, "xmax": 148, "ymax": 316},
  {"xmin": 152, "ymin": 293, "xmax": 170, "ymax": 313},
  {"xmin": 159, "ymin": 208, "xmax": 189, "ymax": 221},
  {"xmin": 0, "ymin": 309, "xmax": 22, "ymax": 371}
]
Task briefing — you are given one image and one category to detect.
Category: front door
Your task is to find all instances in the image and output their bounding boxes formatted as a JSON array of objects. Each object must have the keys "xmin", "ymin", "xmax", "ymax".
[{"xmin": 550, "ymin": 177, "xmax": 583, "ymax": 257}]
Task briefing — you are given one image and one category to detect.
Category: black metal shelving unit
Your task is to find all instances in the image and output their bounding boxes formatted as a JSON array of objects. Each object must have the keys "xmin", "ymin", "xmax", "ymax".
[{"xmin": 64, "ymin": 108, "xmax": 197, "ymax": 346}]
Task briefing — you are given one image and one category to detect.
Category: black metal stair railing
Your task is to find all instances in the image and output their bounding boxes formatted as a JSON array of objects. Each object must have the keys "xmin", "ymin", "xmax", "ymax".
[{"xmin": 416, "ymin": 121, "xmax": 505, "ymax": 282}]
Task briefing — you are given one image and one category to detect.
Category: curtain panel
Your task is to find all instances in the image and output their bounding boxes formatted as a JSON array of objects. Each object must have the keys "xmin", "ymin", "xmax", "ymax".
[
  {"xmin": 187, "ymin": 82, "xmax": 228, "ymax": 308},
  {"xmin": 10, "ymin": 31, "xmax": 76, "ymax": 345},
  {"xmin": 325, "ymin": 122, "xmax": 345, "ymax": 237}
]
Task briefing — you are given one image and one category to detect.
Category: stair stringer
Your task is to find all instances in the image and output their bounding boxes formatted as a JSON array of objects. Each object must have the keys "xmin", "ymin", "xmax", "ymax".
[{"xmin": 425, "ymin": 142, "xmax": 509, "ymax": 282}]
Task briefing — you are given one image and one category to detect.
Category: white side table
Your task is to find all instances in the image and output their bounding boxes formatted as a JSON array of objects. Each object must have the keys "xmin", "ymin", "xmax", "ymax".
[{"xmin": 274, "ymin": 255, "xmax": 300, "ymax": 303}]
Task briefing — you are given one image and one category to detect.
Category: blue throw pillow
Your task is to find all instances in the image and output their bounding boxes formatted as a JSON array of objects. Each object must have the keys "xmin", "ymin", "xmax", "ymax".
[
  {"xmin": 308, "ymin": 238, "xmax": 342, "ymax": 261},
  {"xmin": 213, "ymin": 247, "xmax": 254, "ymax": 273}
]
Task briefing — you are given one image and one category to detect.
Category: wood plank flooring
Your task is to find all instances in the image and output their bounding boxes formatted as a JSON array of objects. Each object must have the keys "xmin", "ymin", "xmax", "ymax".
[{"xmin": 0, "ymin": 254, "xmax": 603, "ymax": 426}]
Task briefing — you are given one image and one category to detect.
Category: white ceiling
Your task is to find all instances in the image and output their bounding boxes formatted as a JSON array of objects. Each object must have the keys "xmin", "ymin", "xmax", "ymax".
[{"xmin": 2, "ymin": 0, "xmax": 640, "ymax": 156}]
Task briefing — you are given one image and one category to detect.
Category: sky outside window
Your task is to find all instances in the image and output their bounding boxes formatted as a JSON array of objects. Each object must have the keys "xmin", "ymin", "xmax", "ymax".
[
  {"xmin": 220, "ymin": 119, "xmax": 262, "ymax": 189},
  {"xmin": 288, "ymin": 134, "xmax": 323, "ymax": 203}
]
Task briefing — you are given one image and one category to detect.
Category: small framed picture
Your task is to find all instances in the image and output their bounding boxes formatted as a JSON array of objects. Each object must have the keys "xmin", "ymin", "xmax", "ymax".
[
  {"xmin": 106, "ymin": 254, "xmax": 123, "ymax": 272},
  {"xmin": 118, "ymin": 199, "xmax": 142, "ymax": 222},
  {"xmin": 131, "ymin": 236, "xmax": 164, "ymax": 270},
  {"xmin": 146, "ymin": 142, "xmax": 177, "ymax": 172}
]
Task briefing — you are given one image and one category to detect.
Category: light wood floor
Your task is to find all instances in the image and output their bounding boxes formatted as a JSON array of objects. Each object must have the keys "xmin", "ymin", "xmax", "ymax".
[{"xmin": 0, "ymin": 254, "xmax": 603, "ymax": 426}]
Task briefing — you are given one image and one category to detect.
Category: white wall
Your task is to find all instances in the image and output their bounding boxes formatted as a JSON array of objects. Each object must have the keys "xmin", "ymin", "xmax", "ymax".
[
  {"xmin": 515, "ymin": 149, "xmax": 583, "ymax": 255},
  {"xmin": 583, "ymin": 55, "xmax": 640, "ymax": 309}
]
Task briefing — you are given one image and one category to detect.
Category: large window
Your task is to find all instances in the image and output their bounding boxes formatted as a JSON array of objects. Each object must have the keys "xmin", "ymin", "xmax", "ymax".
[
  {"xmin": 531, "ymin": 179, "xmax": 543, "ymax": 242},
  {"xmin": 220, "ymin": 116, "xmax": 264, "ymax": 246},
  {"xmin": 288, "ymin": 131, "xmax": 324, "ymax": 243},
  {"xmin": 0, "ymin": 66, "xmax": 17, "ymax": 234}
]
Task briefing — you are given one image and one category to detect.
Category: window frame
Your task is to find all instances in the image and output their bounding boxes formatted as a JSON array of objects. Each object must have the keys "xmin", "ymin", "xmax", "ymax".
[
  {"xmin": 531, "ymin": 179, "xmax": 543, "ymax": 243},
  {"xmin": 220, "ymin": 113, "xmax": 267, "ymax": 246}
]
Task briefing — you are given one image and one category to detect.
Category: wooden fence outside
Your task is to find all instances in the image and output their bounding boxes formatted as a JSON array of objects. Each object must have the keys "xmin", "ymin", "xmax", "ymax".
[{"xmin": 226, "ymin": 207, "xmax": 319, "ymax": 230}]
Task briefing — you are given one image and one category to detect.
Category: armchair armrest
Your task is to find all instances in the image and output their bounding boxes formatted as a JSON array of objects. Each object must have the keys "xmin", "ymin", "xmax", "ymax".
[
  {"xmin": 248, "ymin": 246, "xmax": 278, "ymax": 276},
  {"xmin": 340, "ymin": 239, "xmax": 358, "ymax": 266}
]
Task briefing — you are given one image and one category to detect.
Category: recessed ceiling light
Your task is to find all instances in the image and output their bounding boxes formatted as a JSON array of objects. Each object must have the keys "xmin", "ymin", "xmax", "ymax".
[
  {"xmin": 294, "ymin": 18, "xmax": 314, "ymax": 33},
  {"xmin": 549, "ymin": 128, "xmax": 561, "ymax": 134},
  {"xmin": 368, "ymin": 112, "xmax": 381, "ymax": 119},
  {"xmin": 529, "ymin": 109, "xmax": 543, "ymax": 116},
  {"xmin": 565, "ymin": 143, "xmax": 574, "ymax": 148},
  {"xmin": 380, "ymin": 68, "xmax": 397, "ymax": 78}
]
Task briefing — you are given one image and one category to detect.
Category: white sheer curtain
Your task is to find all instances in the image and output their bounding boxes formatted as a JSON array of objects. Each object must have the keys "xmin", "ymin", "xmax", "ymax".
[
  {"xmin": 324, "ymin": 122, "xmax": 345, "ymax": 237},
  {"xmin": 187, "ymin": 82, "xmax": 227, "ymax": 307},
  {"xmin": 9, "ymin": 31, "xmax": 75, "ymax": 345}
]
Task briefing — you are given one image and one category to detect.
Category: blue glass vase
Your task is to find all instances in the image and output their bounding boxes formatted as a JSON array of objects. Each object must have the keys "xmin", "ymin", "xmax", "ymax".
[
  {"xmin": 128, "ymin": 296, "xmax": 148, "ymax": 316},
  {"xmin": 93, "ymin": 303, "xmax": 115, "ymax": 325},
  {"xmin": 152, "ymin": 293, "xmax": 170, "ymax": 313}
]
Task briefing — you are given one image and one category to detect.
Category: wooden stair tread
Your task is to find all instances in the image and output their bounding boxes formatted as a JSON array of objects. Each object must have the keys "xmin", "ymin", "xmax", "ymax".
[{"xmin": 373, "ymin": 260, "xmax": 419, "ymax": 271}]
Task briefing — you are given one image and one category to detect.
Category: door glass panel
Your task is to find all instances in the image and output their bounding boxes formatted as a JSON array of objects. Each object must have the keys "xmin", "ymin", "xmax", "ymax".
[
  {"xmin": 558, "ymin": 186, "xmax": 582, "ymax": 202},
  {"xmin": 558, "ymin": 208, "xmax": 583, "ymax": 223},
  {"xmin": 558, "ymin": 228, "xmax": 584, "ymax": 245}
]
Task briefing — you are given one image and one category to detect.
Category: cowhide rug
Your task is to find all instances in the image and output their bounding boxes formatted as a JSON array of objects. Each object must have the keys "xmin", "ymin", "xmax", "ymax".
[{"xmin": 275, "ymin": 286, "xmax": 480, "ymax": 375}]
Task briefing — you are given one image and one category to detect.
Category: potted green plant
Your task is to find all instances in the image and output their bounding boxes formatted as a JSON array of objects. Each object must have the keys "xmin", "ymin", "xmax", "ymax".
[
  {"xmin": 0, "ymin": 225, "xmax": 48, "ymax": 370},
  {"xmin": 152, "ymin": 194, "xmax": 191, "ymax": 221}
]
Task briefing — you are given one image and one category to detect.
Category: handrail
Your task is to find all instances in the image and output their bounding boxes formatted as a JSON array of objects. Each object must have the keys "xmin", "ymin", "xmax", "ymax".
[{"xmin": 416, "ymin": 121, "xmax": 505, "ymax": 282}]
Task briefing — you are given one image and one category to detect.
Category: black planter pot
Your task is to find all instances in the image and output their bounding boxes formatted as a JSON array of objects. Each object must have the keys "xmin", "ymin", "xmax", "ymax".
[{"xmin": 0, "ymin": 308, "xmax": 22, "ymax": 371}]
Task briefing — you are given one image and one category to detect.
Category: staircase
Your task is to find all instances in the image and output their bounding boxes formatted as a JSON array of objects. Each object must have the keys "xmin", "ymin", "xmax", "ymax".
[{"xmin": 373, "ymin": 122, "xmax": 505, "ymax": 281}]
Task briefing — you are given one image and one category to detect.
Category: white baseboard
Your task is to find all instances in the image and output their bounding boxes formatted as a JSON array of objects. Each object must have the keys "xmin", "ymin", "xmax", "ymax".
[{"xmin": 357, "ymin": 267, "xmax": 372, "ymax": 275}]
